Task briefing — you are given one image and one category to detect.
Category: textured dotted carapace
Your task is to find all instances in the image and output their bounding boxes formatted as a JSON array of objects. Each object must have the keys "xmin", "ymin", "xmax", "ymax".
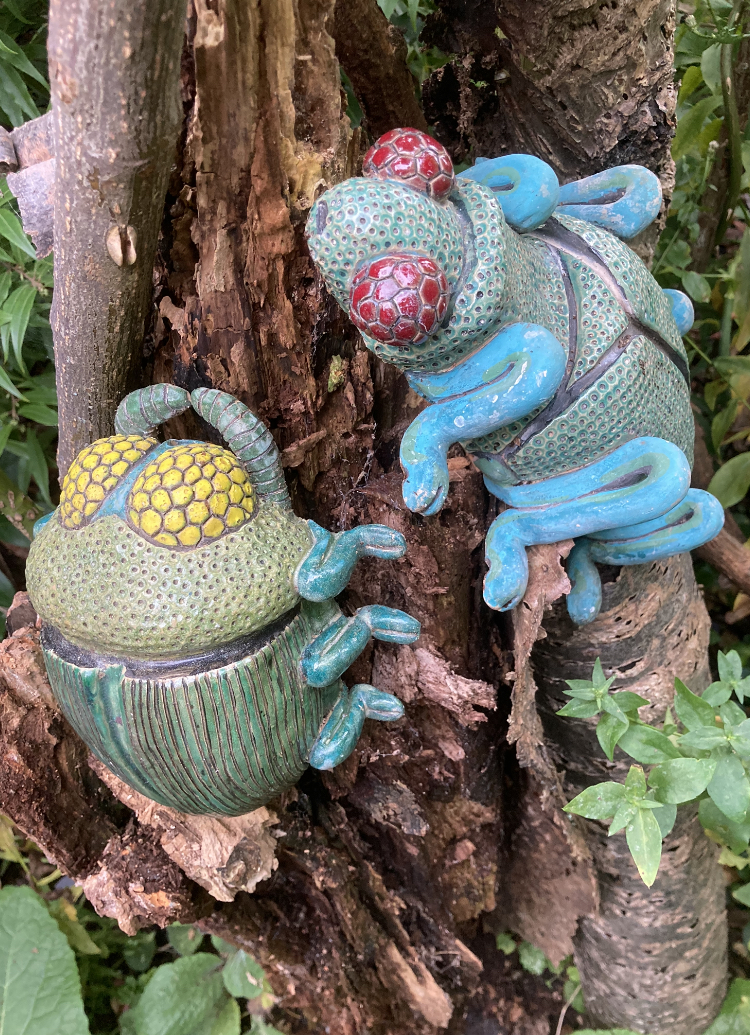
[
  {"xmin": 349, "ymin": 254, "xmax": 450, "ymax": 346},
  {"xmin": 59, "ymin": 435, "xmax": 156, "ymax": 529},
  {"xmin": 127, "ymin": 442, "xmax": 255, "ymax": 548},
  {"xmin": 363, "ymin": 129, "xmax": 455, "ymax": 200}
]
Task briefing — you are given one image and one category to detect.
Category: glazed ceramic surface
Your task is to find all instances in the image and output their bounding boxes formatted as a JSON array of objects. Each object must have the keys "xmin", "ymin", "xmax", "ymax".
[
  {"xmin": 306, "ymin": 128, "xmax": 724, "ymax": 624},
  {"xmin": 26, "ymin": 385, "xmax": 420, "ymax": 814}
]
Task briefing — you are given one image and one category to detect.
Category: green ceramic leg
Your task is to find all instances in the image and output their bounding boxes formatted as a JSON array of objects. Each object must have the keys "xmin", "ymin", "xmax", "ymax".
[
  {"xmin": 308, "ymin": 683, "xmax": 404, "ymax": 770},
  {"xmin": 300, "ymin": 605, "xmax": 421, "ymax": 688},
  {"xmin": 296, "ymin": 521, "xmax": 407, "ymax": 602}
]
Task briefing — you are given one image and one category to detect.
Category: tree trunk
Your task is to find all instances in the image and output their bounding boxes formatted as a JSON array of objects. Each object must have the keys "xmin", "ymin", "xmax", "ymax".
[
  {"xmin": 48, "ymin": 0, "xmax": 189, "ymax": 475},
  {"xmin": 0, "ymin": 0, "xmax": 730, "ymax": 1032},
  {"xmin": 533, "ymin": 557, "xmax": 727, "ymax": 1034}
]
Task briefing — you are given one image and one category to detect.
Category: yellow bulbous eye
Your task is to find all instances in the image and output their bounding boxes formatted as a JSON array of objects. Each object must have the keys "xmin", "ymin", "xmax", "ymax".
[
  {"xmin": 127, "ymin": 441, "xmax": 256, "ymax": 549},
  {"xmin": 59, "ymin": 434, "xmax": 157, "ymax": 530}
]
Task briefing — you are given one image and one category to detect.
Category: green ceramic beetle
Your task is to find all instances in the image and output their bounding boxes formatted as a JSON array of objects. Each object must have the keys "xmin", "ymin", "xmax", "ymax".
[{"xmin": 26, "ymin": 385, "xmax": 419, "ymax": 816}]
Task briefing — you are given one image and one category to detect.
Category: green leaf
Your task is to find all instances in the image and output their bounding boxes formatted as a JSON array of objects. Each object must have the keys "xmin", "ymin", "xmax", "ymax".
[
  {"xmin": 3, "ymin": 283, "xmax": 36, "ymax": 372},
  {"xmin": 0, "ymin": 62, "xmax": 39, "ymax": 126},
  {"xmin": 47, "ymin": 899, "xmax": 101, "ymax": 956},
  {"xmin": 123, "ymin": 930, "xmax": 156, "ymax": 973},
  {"xmin": 700, "ymin": 797, "xmax": 750, "ymax": 854},
  {"xmin": 127, "ymin": 954, "xmax": 225, "ymax": 1035},
  {"xmin": 735, "ymin": 676, "xmax": 750, "ymax": 704},
  {"xmin": 674, "ymin": 677, "xmax": 718, "ymax": 730},
  {"xmin": 495, "ymin": 932, "xmax": 516, "ymax": 955},
  {"xmin": 563, "ymin": 781, "xmax": 626, "ymax": 820},
  {"xmin": 678, "ymin": 63, "xmax": 704, "ymax": 102},
  {"xmin": 712, "ymin": 400, "xmax": 739, "ymax": 451},
  {"xmin": 0, "ymin": 885, "xmax": 89, "ymax": 1035},
  {"xmin": 0, "ymin": 30, "xmax": 49, "ymax": 90},
  {"xmin": 0, "ymin": 209, "xmax": 35, "ymax": 259},
  {"xmin": 653, "ymin": 802, "xmax": 677, "ymax": 839},
  {"xmin": 732, "ymin": 882, "xmax": 750, "ymax": 906},
  {"xmin": 700, "ymin": 42, "xmax": 723, "ymax": 94},
  {"xmin": 557, "ymin": 698, "xmax": 600, "ymax": 718},
  {"xmin": 648, "ymin": 758, "xmax": 716, "ymax": 803},
  {"xmin": 221, "ymin": 948, "xmax": 265, "ymax": 999},
  {"xmin": 703, "ymin": 681, "xmax": 734, "ymax": 706},
  {"xmin": 626, "ymin": 807, "xmax": 663, "ymax": 886},
  {"xmin": 0, "ymin": 365, "xmax": 24, "ymax": 399},
  {"xmin": 609, "ymin": 801, "xmax": 638, "ymax": 835},
  {"xmin": 722, "ymin": 700, "xmax": 748, "ymax": 727},
  {"xmin": 617, "ymin": 723, "xmax": 682, "ymax": 763},
  {"xmin": 673, "ymin": 93, "xmax": 723, "ymax": 159},
  {"xmin": 625, "ymin": 764, "xmax": 647, "ymax": 798},
  {"xmin": 612, "ymin": 690, "xmax": 650, "ymax": 712},
  {"xmin": 709, "ymin": 446, "xmax": 750, "ymax": 507},
  {"xmin": 592, "ymin": 657, "xmax": 607, "ymax": 687},
  {"xmin": 596, "ymin": 709, "xmax": 630, "ymax": 760},
  {"xmin": 708, "ymin": 754, "xmax": 750, "ymax": 823},
  {"xmin": 517, "ymin": 941, "xmax": 548, "ymax": 976},
  {"xmin": 682, "ymin": 269, "xmax": 712, "ymax": 303},
  {"xmin": 715, "ymin": 355, "xmax": 750, "ymax": 377},
  {"xmin": 678, "ymin": 726, "xmax": 728, "ymax": 752},
  {"xmin": 167, "ymin": 923, "xmax": 204, "ymax": 957},
  {"xmin": 17, "ymin": 403, "xmax": 58, "ymax": 426},
  {"xmin": 719, "ymin": 650, "xmax": 744, "ymax": 684},
  {"xmin": 209, "ymin": 997, "xmax": 241, "ymax": 1035}
]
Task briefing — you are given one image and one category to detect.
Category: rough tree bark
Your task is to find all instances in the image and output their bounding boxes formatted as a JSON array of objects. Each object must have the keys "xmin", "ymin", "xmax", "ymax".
[
  {"xmin": 48, "ymin": 0, "xmax": 190, "ymax": 474},
  {"xmin": 0, "ymin": 0, "xmax": 730, "ymax": 1032}
]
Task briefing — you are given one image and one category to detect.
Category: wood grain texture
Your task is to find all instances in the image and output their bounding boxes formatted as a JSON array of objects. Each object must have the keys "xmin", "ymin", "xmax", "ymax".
[
  {"xmin": 48, "ymin": 0, "xmax": 189, "ymax": 474},
  {"xmin": 533, "ymin": 554, "xmax": 726, "ymax": 1034}
]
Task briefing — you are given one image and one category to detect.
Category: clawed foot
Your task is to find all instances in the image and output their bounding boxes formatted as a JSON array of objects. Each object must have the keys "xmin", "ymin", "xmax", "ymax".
[
  {"xmin": 309, "ymin": 684, "xmax": 404, "ymax": 770},
  {"xmin": 402, "ymin": 458, "xmax": 450, "ymax": 516}
]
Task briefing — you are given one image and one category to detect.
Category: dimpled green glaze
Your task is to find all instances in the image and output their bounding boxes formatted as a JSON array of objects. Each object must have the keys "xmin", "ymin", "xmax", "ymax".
[
  {"xmin": 26, "ymin": 386, "xmax": 422, "ymax": 814},
  {"xmin": 306, "ymin": 130, "xmax": 725, "ymax": 625},
  {"xmin": 28, "ymin": 507, "xmax": 312, "ymax": 659}
]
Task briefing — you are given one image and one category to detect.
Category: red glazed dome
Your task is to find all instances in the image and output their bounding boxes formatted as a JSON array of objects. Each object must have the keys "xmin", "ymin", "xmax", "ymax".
[
  {"xmin": 349, "ymin": 254, "xmax": 450, "ymax": 346},
  {"xmin": 362, "ymin": 129, "xmax": 455, "ymax": 199}
]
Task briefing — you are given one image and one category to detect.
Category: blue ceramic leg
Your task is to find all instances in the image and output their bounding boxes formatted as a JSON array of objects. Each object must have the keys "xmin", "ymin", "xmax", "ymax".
[
  {"xmin": 663, "ymin": 289, "xmax": 695, "ymax": 335},
  {"xmin": 483, "ymin": 436, "xmax": 691, "ymax": 611},
  {"xmin": 566, "ymin": 540, "xmax": 602, "ymax": 626},
  {"xmin": 296, "ymin": 522, "xmax": 407, "ymax": 602},
  {"xmin": 308, "ymin": 683, "xmax": 404, "ymax": 770},
  {"xmin": 301, "ymin": 604, "xmax": 421, "ymax": 688},
  {"xmin": 555, "ymin": 165, "xmax": 662, "ymax": 239},
  {"xmin": 401, "ymin": 323, "xmax": 567, "ymax": 516},
  {"xmin": 565, "ymin": 489, "xmax": 724, "ymax": 625},
  {"xmin": 458, "ymin": 154, "xmax": 560, "ymax": 230}
]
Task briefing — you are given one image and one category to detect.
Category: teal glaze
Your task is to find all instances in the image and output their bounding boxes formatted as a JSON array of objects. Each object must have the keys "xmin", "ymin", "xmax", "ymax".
[
  {"xmin": 306, "ymin": 128, "xmax": 724, "ymax": 624},
  {"xmin": 27, "ymin": 386, "xmax": 421, "ymax": 815}
]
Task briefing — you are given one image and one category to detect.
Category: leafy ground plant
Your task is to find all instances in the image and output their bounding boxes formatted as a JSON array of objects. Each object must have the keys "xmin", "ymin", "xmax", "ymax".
[{"xmin": 563, "ymin": 653, "xmax": 750, "ymax": 887}]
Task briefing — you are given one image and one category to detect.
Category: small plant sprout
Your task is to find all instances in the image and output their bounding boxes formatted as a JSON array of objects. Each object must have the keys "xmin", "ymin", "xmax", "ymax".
[{"xmin": 562, "ymin": 652, "xmax": 750, "ymax": 886}]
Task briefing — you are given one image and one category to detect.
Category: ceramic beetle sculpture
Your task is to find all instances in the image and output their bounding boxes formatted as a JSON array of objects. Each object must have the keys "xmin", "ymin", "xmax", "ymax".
[
  {"xmin": 306, "ymin": 128, "xmax": 724, "ymax": 624},
  {"xmin": 25, "ymin": 385, "xmax": 419, "ymax": 816}
]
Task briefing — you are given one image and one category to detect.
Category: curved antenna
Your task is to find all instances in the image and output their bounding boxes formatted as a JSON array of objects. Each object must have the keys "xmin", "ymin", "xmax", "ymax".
[
  {"xmin": 190, "ymin": 388, "xmax": 291, "ymax": 511},
  {"xmin": 458, "ymin": 154, "xmax": 560, "ymax": 231},
  {"xmin": 114, "ymin": 384, "xmax": 191, "ymax": 436}
]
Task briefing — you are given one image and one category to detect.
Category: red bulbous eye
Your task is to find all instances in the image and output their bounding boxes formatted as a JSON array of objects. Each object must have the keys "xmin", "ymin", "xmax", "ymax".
[
  {"xmin": 362, "ymin": 128, "xmax": 455, "ymax": 200},
  {"xmin": 349, "ymin": 253, "xmax": 451, "ymax": 347}
]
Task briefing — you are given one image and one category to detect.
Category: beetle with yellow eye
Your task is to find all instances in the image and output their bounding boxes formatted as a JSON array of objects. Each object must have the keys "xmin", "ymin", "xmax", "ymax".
[{"xmin": 25, "ymin": 384, "xmax": 420, "ymax": 816}]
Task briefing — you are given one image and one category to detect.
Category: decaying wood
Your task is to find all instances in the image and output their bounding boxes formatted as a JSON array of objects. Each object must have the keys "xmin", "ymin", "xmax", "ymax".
[
  {"xmin": 423, "ymin": 0, "xmax": 676, "ymax": 183},
  {"xmin": 332, "ymin": 0, "xmax": 429, "ymax": 138},
  {"xmin": 5, "ymin": 112, "xmax": 55, "ymax": 257},
  {"xmin": 533, "ymin": 555, "xmax": 727, "ymax": 1034},
  {"xmin": 47, "ymin": 0, "xmax": 190, "ymax": 474}
]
